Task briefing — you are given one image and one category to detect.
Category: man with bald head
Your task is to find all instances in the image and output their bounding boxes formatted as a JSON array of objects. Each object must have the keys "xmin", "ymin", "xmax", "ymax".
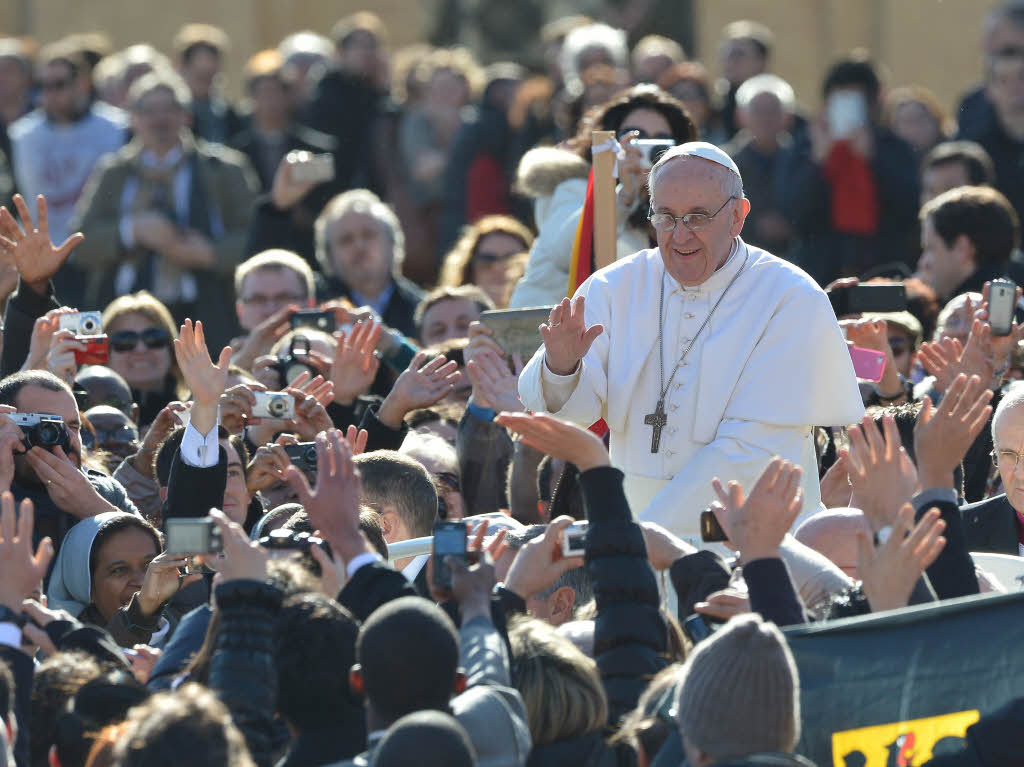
[
  {"xmin": 795, "ymin": 509, "xmax": 872, "ymax": 578},
  {"xmin": 519, "ymin": 142, "xmax": 864, "ymax": 540},
  {"xmin": 961, "ymin": 383, "xmax": 1024, "ymax": 554}
]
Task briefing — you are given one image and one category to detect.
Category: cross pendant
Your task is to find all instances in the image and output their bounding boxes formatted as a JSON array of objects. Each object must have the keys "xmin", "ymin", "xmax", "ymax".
[{"xmin": 644, "ymin": 399, "xmax": 668, "ymax": 453}]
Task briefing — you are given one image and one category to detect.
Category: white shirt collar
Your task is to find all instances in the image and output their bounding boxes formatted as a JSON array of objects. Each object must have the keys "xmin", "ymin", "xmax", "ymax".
[{"xmin": 401, "ymin": 553, "xmax": 430, "ymax": 583}]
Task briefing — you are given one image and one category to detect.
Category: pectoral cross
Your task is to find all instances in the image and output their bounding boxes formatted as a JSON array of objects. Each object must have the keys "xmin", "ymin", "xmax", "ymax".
[{"xmin": 644, "ymin": 399, "xmax": 668, "ymax": 453}]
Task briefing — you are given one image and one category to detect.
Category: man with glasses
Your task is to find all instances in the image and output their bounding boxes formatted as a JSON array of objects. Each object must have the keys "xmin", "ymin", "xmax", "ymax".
[
  {"xmin": 963, "ymin": 385, "xmax": 1024, "ymax": 555},
  {"xmin": 230, "ymin": 249, "xmax": 316, "ymax": 370},
  {"xmin": 9, "ymin": 41, "xmax": 126, "ymax": 305},
  {"xmin": 519, "ymin": 142, "xmax": 864, "ymax": 541}
]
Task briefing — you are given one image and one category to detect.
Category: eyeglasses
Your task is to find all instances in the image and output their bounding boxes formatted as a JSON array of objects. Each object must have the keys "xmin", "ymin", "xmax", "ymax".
[
  {"xmin": 648, "ymin": 196, "xmax": 736, "ymax": 233},
  {"xmin": 436, "ymin": 471, "xmax": 461, "ymax": 492},
  {"xmin": 993, "ymin": 449, "xmax": 1024, "ymax": 470},
  {"xmin": 241, "ymin": 293, "xmax": 305, "ymax": 309},
  {"xmin": 83, "ymin": 425, "xmax": 139, "ymax": 449},
  {"xmin": 473, "ymin": 251, "xmax": 516, "ymax": 267},
  {"xmin": 109, "ymin": 327, "xmax": 172, "ymax": 353}
]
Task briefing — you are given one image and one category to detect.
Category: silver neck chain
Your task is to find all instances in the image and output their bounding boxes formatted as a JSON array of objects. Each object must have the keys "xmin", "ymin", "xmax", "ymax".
[{"xmin": 656, "ymin": 252, "xmax": 749, "ymax": 402}]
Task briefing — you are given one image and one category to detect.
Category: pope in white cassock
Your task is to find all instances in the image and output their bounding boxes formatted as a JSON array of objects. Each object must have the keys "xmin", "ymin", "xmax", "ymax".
[{"xmin": 518, "ymin": 142, "xmax": 866, "ymax": 541}]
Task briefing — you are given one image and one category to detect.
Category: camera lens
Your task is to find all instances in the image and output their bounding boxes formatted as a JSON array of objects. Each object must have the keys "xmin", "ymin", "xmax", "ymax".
[
  {"xmin": 302, "ymin": 446, "xmax": 317, "ymax": 465},
  {"xmin": 81, "ymin": 317, "xmax": 98, "ymax": 334},
  {"xmin": 269, "ymin": 397, "xmax": 285, "ymax": 417},
  {"xmin": 35, "ymin": 422, "xmax": 61, "ymax": 445}
]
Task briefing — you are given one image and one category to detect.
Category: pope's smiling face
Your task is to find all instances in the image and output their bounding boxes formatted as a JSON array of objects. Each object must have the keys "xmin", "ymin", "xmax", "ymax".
[{"xmin": 650, "ymin": 158, "xmax": 750, "ymax": 287}]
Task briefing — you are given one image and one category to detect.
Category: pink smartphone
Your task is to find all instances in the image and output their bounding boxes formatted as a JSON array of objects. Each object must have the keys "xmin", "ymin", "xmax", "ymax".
[{"xmin": 849, "ymin": 345, "xmax": 886, "ymax": 382}]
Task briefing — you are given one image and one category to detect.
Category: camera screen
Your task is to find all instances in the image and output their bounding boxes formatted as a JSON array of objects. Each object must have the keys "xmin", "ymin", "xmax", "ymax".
[
  {"xmin": 166, "ymin": 522, "xmax": 210, "ymax": 554},
  {"xmin": 566, "ymin": 532, "xmax": 587, "ymax": 551}
]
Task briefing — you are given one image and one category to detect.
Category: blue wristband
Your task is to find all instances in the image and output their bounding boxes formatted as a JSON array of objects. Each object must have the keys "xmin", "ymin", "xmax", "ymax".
[{"xmin": 467, "ymin": 399, "xmax": 497, "ymax": 422}]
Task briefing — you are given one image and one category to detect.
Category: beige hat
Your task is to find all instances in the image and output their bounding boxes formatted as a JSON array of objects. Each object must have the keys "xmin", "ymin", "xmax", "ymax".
[
  {"xmin": 674, "ymin": 614, "xmax": 800, "ymax": 762},
  {"xmin": 864, "ymin": 311, "xmax": 923, "ymax": 342}
]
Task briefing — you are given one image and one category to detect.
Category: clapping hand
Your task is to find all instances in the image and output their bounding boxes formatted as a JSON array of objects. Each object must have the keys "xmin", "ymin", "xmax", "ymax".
[
  {"xmin": 918, "ymin": 320, "xmax": 993, "ymax": 393},
  {"xmin": 711, "ymin": 457, "xmax": 803, "ymax": 564},
  {"xmin": 541, "ymin": 296, "xmax": 604, "ymax": 376},
  {"xmin": 0, "ymin": 195, "xmax": 84, "ymax": 292},
  {"xmin": 857, "ymin": 504, "xmax": 946, "ymax": 612},
  {"xmin": 843, "ymin": 415, "xmax": 918, "ymax": 532},
  {"xmin": 914, "ymin": 374, "xmax": 993, "ymax": 490},
  {"xmin": 377, "ymin": 351, "xmax": 460, "ymax": 429},
  {"xmin": 495, "ymin": 412, "xmax": 609, "ymax": 472}
]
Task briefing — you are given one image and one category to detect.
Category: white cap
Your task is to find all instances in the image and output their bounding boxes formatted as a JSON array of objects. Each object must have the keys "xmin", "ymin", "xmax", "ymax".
[{"xmin": 656, "ymin": 141, "xmax": 741, "ymax": 178}]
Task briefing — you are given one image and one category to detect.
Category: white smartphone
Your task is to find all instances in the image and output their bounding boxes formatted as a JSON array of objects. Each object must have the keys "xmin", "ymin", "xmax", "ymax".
[
  {"xmin": 989, "ymin": 279, "xmax": 1017, "ymax": 336},
  {"xmin": 827, "ymin": 91, "xmax": 867, "ymax": 138},
  {"xmin": 287, "ymin": 150, "xmax": 335, "ymax": 184}
]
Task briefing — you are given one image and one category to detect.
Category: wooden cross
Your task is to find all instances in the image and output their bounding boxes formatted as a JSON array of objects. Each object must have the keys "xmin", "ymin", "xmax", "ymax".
[{"xmin": 644, "ymin": 399, "xmax": 668, "ymax": 453}]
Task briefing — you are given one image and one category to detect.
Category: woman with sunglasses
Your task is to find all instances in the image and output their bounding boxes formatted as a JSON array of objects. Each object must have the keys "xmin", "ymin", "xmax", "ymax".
[
  {"xmin": 102, "ymin": 292, "xmax": 186, "ymax": 430},
  {"xmin": 438, "ymin": 215, "xmax": 535, "ymax": 308},
  {"xmin": 509, "ymin": 85, "xmax": 696, "ymax": 309}
]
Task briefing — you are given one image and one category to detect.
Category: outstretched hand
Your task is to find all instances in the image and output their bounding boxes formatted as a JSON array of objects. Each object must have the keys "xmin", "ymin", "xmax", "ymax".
[
  {"xmin": 175, "ymin": 320, "xmax": 232, "ymax": 435},
  {"xmin": 711, "ymin": 457, "xmax": 803, "ymax": 564},
  {"xmin": 496, "ymin": 411, "xmax": 609, "ymax": 472},
  {"xmin": 844, "ymin": 414, "xmax": 918, "ymax": 533},
  {"xmin": 857, "ymin": 504, "xmax": 946, "ymax": 612},
  {"xmin": 0, "ymin": 493, "xmax": 53, "ymax": 611},
  {"xmin": 377, "ymin": 351, "xmax": 460, "ymax": 428},
  {"xmin": 0, "ymin": 195, "xmax": 84, "ymax": 290},
  {"xmin": 541, "ymin": 296, "xmax": 604, "ymax": 376},
  {"xmin": 914, "ymin": 374, "xmax": 992, "ymax": 490}
]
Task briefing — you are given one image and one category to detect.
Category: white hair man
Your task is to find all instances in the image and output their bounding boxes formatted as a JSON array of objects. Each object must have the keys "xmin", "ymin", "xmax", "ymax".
[
  {"xmin": 519, "ymin": 142, "xmax": 863, "ymax": 540},
  {"xmin": 961, "ymin": 381, "xmax": 1024, "ymax": 555},
  {"xmin": 314, "ymin": 189, "xmax": 423, "ymax": 338}
]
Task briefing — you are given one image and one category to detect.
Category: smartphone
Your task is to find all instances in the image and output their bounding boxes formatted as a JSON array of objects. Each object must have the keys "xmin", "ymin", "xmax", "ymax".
[
  {"xmin": 988, "ymin": 279, "xmax": 1016, "ymax": 336},
  {"xmin": 849, "ymin": 345, "xmax": 886, "ymax": 382},
  {"xmin": 432, "ymin": 521, "xmax": 467, "ymax": 590},
  {"xmin": 829, "ymin": 284, "xmax": 907, "ymax": 317},
  {"xmin": 683, "ymin": 614, "xmax": 713, "ymax": 644},
  {"xmin": 561, "ymin": 521, "xmax": 588, "ymax": 557},
  {"xmin": 165, "ymin": 517, "xmax": 222, "ymax": 555},
  {"xmin": 700, "ymin": 509, "xmax": 727, "ymax": 543},
  {"xmin": 73, "ymin": 335, "xmax": 109, "ymax": 365},
  {"xmin": 286, "ymin": 150, "xmax": 335, "ymax": 184},
  {"xmin": 290, "ymin": 310, "xmax": 336, "ymax": 333},
  {"xmin": 827, "ymin": 90, "xmax": 867, "ymax": 138}
]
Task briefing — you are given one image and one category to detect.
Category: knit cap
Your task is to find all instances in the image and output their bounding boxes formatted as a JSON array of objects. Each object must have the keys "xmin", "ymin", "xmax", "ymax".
[{"xmin": 674, "ymin": 614, "xmax": 800, "ymax": 762}]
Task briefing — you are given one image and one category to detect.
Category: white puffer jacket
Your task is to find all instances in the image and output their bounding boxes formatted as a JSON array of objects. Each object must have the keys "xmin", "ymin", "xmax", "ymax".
[{"xmin": 509, "ymin": 147, "xmax": 650, "ymax": 309}]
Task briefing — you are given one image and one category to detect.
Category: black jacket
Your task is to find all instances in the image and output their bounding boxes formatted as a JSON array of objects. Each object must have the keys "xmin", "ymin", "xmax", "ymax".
[
  {"xmin": 916, "ymin": 497, "xmax": 982, "ymax": 599},
  {"xmin": 209, "ymin": 579, "xmax": 283, "ymax": 767},
  {"xmin": 317, "ymin": 275, "xmax": 424, "ymax": 340},
  {"xmin": 959, "ymin": 494, "xmax": 1019, "ymax": 556},
  {"xmin": 335, "ymin": 560, "xmax": 420, "ymax": 623},
  {"xmin": 456, "ymin": 408, "xmax": 513, "ymax": 517},
  {"xmin": 923, "ymin": 697, "xmax": 1024, "ymax": 767},
  {"xmin": 581, "ymin": 466, "xmax": 667, "ymax": 724},
  {"xmin": 229, "ymin": 123, "xmax": 336, "ymax": 192},
  {"xmin": 277, "ymin": 721, "xmax": 366, "ymax": 767},
  {"xmin": 958, "ymin": 117, "xmax": 1024, "ymax": 224},
  {"xmin": 527, "ymin": 731, "xmax": 636, "ymax": 767},
  {"xmin": 0, "ymin": 277, "xmax": 60, "ymax": 377},
  {"xmin": 163, "ymin": 445, "xmax": 228, "ymax": 521}
]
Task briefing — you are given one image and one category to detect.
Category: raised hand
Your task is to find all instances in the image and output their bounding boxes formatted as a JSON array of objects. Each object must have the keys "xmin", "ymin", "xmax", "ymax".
[
  {"xmin": 0, "ymin": 195, "xmax": 84, "ymax": 290},
  {"xmin": 914, "ymin": 374, "xmax": 993, "ymax": 490},
  {"xmin": 540, "ymin": 296, "xmax": 604, "ymax": 376},
  {"xmin": 640, "ymin": 520, "xmax": 698, "ymax": 570},
  {"xmin": 495, "ymin": 411, "xmax": 609, "ymax": 472},
  {"xmin": 209, "ymin": 508, "xmax": 269, "ymax": 583},
  {"xmin": 26, "ymin": 445, "xmax": 118, "ymax": 518},
  {"xmin": 245, "ymin": 442, "xmax": 292, "ymax": 493},
  {"xmin": 711, "ymin": 457, "xmax": 803, "ymax": 564},
  {"xmin": 330, "ymin": 319, "xmax": 382, "ymax": 405},
  {"xmin": 0, "ymin": 493, "xmax": 53, "ymax": 611},
  {"xmin": 843, "ymin": 414, "xmax": 918, "ymax": 533},
  {"xmin": 218, "ymin": 384, "xmax": 264, "ymax": 435},
  {"xmin": 46, "ymin": 328, "xmax": 85, "ymax": 383},
  {"xmin": 857, "ymin": 504, "xmax": 946, "ymax": 612},
  {"xmin": 976, "ymin": 280, "xmax": 1024, "ymax": 371},
  {"xmin": 343, "ymin": 424, "xmax": 368, "ymax": 455},
  {"xmin": 284, "ymin": 429, "xmax": 366, "ymax": 562},
  {"xmin": 818, "ymin": 453, "xmax": 852, "ymax": 509},
  {"xmin": 466, "ymin": 349, "xmax": 524, "ymax": 412},
  {"xmin": 0, "ymin": 406, "xmax": 24, "ymax": 493},
  {"xmin": 231, "ymin": 303, "xmax": 300, "ymax": 372},
  {"xmin": 464, "ymin": 321, "xmax": 507, "ymax": 368},
  {"xmin": 918, "ymin": 321, "xmax": 993, "ymax": 393},
  {"xmin": 377, "ymin": 351, "xmax": 461, "ymax": 429},
  {"xmin": 284, "ymin": 373, "xmax": 335, "ymax": 439},
  {"xmin": 22, "ymin": 307, "xmax": 79, "ymax": 372},
  {"xmin": 133, "ymin": 401, "xmax": 189, "ymax": 478},
  {"xmin": 175, "ymin": 319, "xmax": 232, "ymax": 435}
]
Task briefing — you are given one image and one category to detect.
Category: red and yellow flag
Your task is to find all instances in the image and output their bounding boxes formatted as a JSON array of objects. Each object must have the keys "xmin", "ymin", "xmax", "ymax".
[{"xmin": 567, "ymin": 167, "xmax": 596, "ymax": 296}]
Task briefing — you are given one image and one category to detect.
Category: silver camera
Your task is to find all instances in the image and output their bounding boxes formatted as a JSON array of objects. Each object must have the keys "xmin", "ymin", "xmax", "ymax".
[
  {"xmin": 58, "ymin": 311, "xmax": 103, "ymax": 336},
  {"xmin": 252, "ymin": 391, "xmax": 296, "ymax": 420},
  {"xmin": 631, "ymin": 139, "xmax": 675, "ymax": 169},
  {"xmin": 561, "ymin": 521, "xmax": 589, "ymax": 557},
  {"xmin": 8, "ymin": 413, "xmax": 70, "ymax": 451}
]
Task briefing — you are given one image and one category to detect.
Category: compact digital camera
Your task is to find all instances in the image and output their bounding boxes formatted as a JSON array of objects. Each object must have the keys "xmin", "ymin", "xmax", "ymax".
[
  {"xmin": 272, "ymin": 336, "xmax": 317, "ymax": 387},
  {"xmin": 283, "ymin": 442, "xmax": 317, "ymax": 474},
  {"xmin": 58, "ymin": 311, "xmax": 103, "ymax": 336},
  {"xmin": 8, "ymin": 413, "xmax": 71, "ymax": 452},
  {"xmin": 165, "ymin": 516, "xmax": 223, "ymax": 555},
  {"xmin": 252, "ymin": 392, "xmax": 296, "ymax": 420},
  {"xmin": 561, "ymin": 521, "xmax": 589, "ymax": 557}
]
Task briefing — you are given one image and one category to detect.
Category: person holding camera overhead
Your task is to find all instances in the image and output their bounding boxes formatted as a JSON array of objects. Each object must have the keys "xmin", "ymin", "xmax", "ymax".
[{"xmin": 519, "ymin": 142, "xmax": 864, "ymax": 541}]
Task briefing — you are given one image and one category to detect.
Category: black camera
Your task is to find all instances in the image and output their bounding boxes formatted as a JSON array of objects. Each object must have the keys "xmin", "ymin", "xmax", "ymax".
[
  {"xmin": 257, "ymin": 530, "xmax": 333, "ymax": 567},
  {"xmin": 272, "ymin": 336, "xmax": 318, "ymax": 386},
  {"xmin": 9, "ymin": 413, "xmax": 71, "ymax": 452},
  {"xmin": 283, "ymin": 442, "xmax": 318, "ymax": 474}
]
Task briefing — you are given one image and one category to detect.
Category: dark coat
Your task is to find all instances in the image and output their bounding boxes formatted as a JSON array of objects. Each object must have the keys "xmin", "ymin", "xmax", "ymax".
[
  {"xmin": 527, "ymin": 731, "xmax": 636, "ymax": 767},
  {"xmin": 229, "ymin": 123, "xmax": 335, "ymax": 192},
  {"xmin": 774, "ymin": 126, "xmax": 920, "ymax": 286},
  {"xmin": 958, "ymin": 117, "xmax": 1024, "ymax": 225},
  {"xmin": 317, "ymin": 274, "xmax": 424, "ymax": 340},
  {"xmin": 959, "ymin": 494, "xmax": 1020, "ymax": 556}
]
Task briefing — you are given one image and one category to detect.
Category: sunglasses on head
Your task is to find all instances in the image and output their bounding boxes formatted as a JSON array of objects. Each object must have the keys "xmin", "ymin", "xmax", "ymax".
[{"xmin": 109, "ymin": 327, "xmax": 172, "ymax": 353}]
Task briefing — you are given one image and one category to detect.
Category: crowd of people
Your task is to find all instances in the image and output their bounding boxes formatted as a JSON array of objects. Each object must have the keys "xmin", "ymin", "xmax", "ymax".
[{"xmin": 0, "ymin": 2, "xmax": 1020, "ymax": 766}]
